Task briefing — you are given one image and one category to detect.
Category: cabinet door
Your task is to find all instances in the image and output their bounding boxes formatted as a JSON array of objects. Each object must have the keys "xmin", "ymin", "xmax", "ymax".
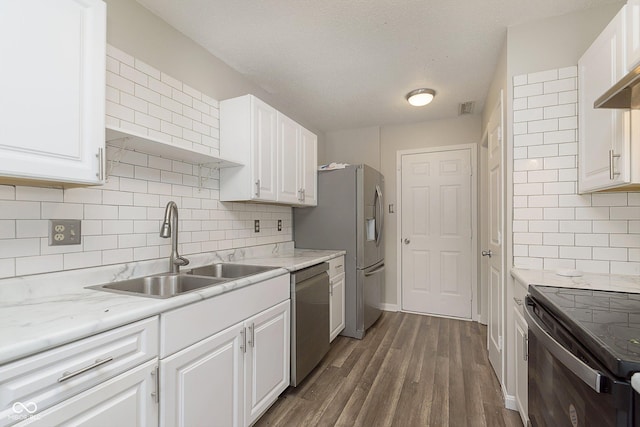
[
  {"xmin": 160, "ymin": 323, "xmax": 244, "ymax": 427},
  {"xmin": 578, "ymin": 8, "xmax": 630, "ymax": 192},
  {"xmin": 628, "ymin": 1, "xmax": 640, "ymax": 70},
  {"xmin": 300, "ymin": 128, "xmax": 318, "ymax": 206},
  {"xmin": 251, "ymin": 97, "xmax": 277, "ymax": 201},
  {"xmin": 514, "ymin": 307, "xmax": 528, "ymax": 426},
  {"xmin": 244, "ymin": 300, "xmax": 290, "ymax": 426},
  {"xmin": 276, "ymin": 113, "xmax": 301, "ymax": 204},
  {"xmin": 0, "ymin": 0, "xmax": 105, "ymax": 185},
  {"xmin": 330, "ymin": 272, "xmax": 346, "ymax": 342},
  {"xmin": 17, "ymin": 360, "xmax": 158, "ymax": 427}
]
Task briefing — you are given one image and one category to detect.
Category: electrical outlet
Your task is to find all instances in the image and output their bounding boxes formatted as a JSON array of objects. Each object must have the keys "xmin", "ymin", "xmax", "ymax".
[
  {"xmin": 254, "ymin": 220, "xmax": 260, "ymax": 233},
  {"xmin": 49, "ymin": 219, "xmax": 81, "ymax": 246},
  {"xmin": 278, "ymin": 219, "xmax": 282, "ymax": 231}
]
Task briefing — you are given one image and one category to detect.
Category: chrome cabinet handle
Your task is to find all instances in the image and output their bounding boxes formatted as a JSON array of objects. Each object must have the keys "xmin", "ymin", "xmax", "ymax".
[
  {"xmin": 523, "ymin": 333, "xmax": 528, "ymax": 362},
  {"xmin": 248, "ymin": 323, "xmax": 255, "ymax": 348},
  {"xmin": 151, "ymin": 365, "xmax": 159, "ymax": 403},
  {"xmin": 301, "ymin": 188, "xmax": 305, "ymax": 202},
  {"xmin": 57, "ymin": 357, "xmax": 114, "ymax": 382},
  {"xmin": 524, "ymin": 298, "xmax": 606, "ymax": 393},
  {"xmin": 240, "ymin": 328, "xmax": 246, "ymax": 353},
  {"xmin": 482, "ymin": 250, "xmax": 492, "ymax": 258},
  {"xmin": 609, "ymin": 149, "xmax": 621, "ymax": 180},
  {"xmin": 403, "ymin": 238, "xmax": 410, "ymax": 245},
  {"xmin": 255, "ymin": 179, "xmax": 261, "ymax": 197},
  {"xmin": 96, "ymin": 148, "xmax": 104, "ymax": 181}
]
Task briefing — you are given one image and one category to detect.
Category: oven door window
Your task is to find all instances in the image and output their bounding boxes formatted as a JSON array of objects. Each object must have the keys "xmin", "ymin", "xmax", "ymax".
[
  {"xmin": 529, "ymin": 331, "xmax": 630, "ymax": 427},
  {"xmin": 527, "ymin": 299, "xmax": 633, "ymax": 427}
]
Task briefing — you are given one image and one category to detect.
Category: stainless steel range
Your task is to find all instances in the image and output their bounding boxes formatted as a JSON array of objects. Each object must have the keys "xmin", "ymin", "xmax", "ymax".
[{"xmin": 526, "ymin": 285, "xmax": 640, "ymax": 427}]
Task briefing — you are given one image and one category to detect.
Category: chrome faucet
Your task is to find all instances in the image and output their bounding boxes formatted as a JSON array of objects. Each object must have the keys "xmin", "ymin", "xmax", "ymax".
[{"xmin": 160, "ymin": 201, "xmax": 189, "ymax": 273}]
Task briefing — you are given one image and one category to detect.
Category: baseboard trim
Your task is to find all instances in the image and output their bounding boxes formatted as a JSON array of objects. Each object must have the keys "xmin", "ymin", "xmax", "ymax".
[
  {"xmin": 380, "ymin": 303, "xmax": 399, "ymax": 312},
  {"xmin": 504, "ymin": 393, "xmax": 518, "ymax": 411}
]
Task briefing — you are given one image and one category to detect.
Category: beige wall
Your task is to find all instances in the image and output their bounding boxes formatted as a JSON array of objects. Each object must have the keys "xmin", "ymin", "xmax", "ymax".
[
  {"xmin": 381, "ymin": 115, "xmax": 482, "ymax": 306},
  {"xmin": 323, "ymin": 127, "xmax": 380, "ymax": 169},
  {"xmin": 105, "ymin": 0, "xmax": 322, "ymax": 139}
]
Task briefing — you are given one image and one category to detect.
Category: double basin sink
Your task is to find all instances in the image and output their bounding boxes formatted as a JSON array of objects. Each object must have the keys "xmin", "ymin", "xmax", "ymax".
[{"xmin": 87, "ymin": 263, "xmax": 278, "ymax": 299}]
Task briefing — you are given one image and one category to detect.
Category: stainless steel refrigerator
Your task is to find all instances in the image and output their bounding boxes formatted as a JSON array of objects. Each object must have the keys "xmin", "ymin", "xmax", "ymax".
[{"xmin": 293, "ymin": 164, "xmax": 384, "ymax": 339}]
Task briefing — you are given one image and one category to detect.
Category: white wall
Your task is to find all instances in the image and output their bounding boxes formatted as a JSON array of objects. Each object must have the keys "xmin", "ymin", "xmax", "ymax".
[
  {"xmin": 479, "ymin": 2, "xmax": 625, "ymax": 407},
  {"xmin": 323, "ymin": 127, "xmax": 380, "ymax": 169}
]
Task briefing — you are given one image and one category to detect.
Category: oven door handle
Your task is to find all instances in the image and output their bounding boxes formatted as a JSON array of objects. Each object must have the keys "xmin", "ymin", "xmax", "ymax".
[{"xmin": 524, "ymin": 298, "xmax": 607, "ymax": 393}]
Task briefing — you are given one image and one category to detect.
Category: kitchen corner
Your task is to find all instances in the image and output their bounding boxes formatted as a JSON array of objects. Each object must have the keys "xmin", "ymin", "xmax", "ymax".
[{"xmin": 0, "ymin": 241, "xmax": 344, "ymax": 365}]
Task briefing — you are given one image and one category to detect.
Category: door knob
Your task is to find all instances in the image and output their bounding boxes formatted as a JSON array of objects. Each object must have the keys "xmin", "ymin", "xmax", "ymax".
[
  {"xmin": 482, "ymin": 250, "xmax": 492, "ymax": 258},
  {"xmin": 403, "ymin": 238, "xmax": 410, "ymax": 245}
]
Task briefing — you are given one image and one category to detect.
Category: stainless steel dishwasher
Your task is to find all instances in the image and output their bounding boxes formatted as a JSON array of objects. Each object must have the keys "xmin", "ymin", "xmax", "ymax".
[{"xmin": 290, "ymin": 262, "xmax": 330, "ymax": 386}]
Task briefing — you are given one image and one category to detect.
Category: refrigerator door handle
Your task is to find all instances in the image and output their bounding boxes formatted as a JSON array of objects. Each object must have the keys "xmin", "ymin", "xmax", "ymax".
[
  {"xmin": 364, "ymin": 263, "xmax": 385, "ymax": 277},
  {"xmin": 374, "ymin": 185, "xmax": 383, "ymax": 246}
]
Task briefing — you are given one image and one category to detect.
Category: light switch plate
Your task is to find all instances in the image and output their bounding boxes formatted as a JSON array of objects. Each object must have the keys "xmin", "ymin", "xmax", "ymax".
[{"xmin": 49, "ymin": 219, "xmax": 82, "ymax": 246}]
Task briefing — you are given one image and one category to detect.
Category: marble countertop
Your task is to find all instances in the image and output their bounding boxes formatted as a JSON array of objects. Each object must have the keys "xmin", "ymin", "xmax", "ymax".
[
  {"xmin": 0, "ymin": 243, "xmax": 344, "ymax": 365},
  {"xmin": 511, "ymin": 268, "xmax": 640, "ymax": 293}
]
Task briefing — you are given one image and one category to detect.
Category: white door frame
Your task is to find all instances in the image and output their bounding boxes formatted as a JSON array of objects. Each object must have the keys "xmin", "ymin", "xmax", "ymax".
[{"xmin": 396, "ymin": 143, "xmax": 478, "ymax": 320}]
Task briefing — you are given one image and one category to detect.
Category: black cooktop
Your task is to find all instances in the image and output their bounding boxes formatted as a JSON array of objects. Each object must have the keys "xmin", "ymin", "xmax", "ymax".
[{"xmin": 529, "ymin": 285, "xmax": 640, "ymax": 378}]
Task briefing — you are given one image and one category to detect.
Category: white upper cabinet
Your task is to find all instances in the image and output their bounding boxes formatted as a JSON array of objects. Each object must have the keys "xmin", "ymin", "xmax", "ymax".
[
  {"xmin": 0, "ymin": 0, "xmax": 106, "ymax": 185},
  {"xmin": 220, "ymin": 94, "xmax": 317, "ymax": 206},
  {"xmin": 300, "ymin": 127, "xmax": 318, "ymax": 206},
  {"xmin": 220, "ymin": 95, "xmax": 278, "ymax": 202},
  {"xmin": 277, "ymin": 113, "xmax": 302, "ymax": 204},
  {"xmin": 578, "ymin": 6, "xmax": 640, "ymax": 193},
  {"xmin": 276, "ymin": 113, "xmax": 318, "ymax": 206},
  {"xmin": 627, "ymin": 0, "xmax": 640, "ymax": 70}
]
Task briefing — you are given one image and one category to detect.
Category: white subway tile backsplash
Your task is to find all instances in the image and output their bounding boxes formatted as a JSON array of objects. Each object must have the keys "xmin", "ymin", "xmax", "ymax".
[
  {"xmin": 575, "ymin": 233, "xmax": 609, "ymax": 247},
  {"xmin": 16, "ymin": 186, "xmax": 63, "ymax": 202},
  {"xmin": 15, "ymin": 255, "xmax": 63, "ymax": 276},
  {"xmin": 0, "ymin": 221, "xmax": 15, "ymax": 239},
  {"xmin": 528, "ymin": 69, "xmax": 558, "ymax": 83},
  {"xmin": 0, "ymin": 47, "xmax": 291, "ymax": 279},
  {"xmin": 512, "ymin": 68, "xmax": 639, "ymax": 273},
  {"xmin": 16, "ymin": 220, "xmax": 47, "ymax": 238}
]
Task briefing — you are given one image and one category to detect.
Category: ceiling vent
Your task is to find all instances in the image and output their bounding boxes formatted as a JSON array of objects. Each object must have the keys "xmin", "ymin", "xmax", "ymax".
[{"xmin": 458, "ymin": 101, "xmax": 475, "ymax": 115}]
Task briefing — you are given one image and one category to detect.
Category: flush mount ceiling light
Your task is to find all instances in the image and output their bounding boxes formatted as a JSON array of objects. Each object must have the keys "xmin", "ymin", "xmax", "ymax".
[{"xmin": 405, "ymin": 88, "xmax": 436, "ymax": 107}]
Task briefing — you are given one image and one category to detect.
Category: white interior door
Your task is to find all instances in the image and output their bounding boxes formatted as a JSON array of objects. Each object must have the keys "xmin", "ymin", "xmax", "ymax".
[
  {"xmin": 486, "ymin": 96, "xmax": 504, "ymax": 383},
  {"xmin": 400, "ymin": 148, "xmax": 472, "ymax": 319}
]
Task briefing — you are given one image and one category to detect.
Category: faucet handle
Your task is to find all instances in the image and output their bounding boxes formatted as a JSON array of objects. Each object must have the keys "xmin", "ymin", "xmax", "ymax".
[{"xmin": 174, "ymin": 256, "xmax": 190, "ymax": 267}]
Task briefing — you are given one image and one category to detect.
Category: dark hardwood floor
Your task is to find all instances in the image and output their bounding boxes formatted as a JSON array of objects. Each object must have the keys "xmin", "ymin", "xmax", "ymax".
[{"xmin": 256, "ymin": 311, "xmax": 523, "ymax": 427}]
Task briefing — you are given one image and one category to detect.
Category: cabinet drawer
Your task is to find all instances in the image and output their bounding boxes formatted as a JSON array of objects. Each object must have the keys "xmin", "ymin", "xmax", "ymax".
[
  {"xmin": 160, "ymin": 273, "xmax": 289, "ymax": 358},
  {"xmin": 0, "ymin": 316, "xmax": 158, "ymax": 426},
  {"xmin": 513, "ymin": 277, "xmax": 528, "ymax": 317},
  {"xmin": 328, "ymin": 256, "xmax": 345, "ymax": 278}
]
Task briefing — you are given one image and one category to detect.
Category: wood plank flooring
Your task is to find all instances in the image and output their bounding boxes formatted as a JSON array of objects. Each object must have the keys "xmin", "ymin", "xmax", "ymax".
[{"xmin": 256, "ymin": 311, "xmax": 523, "ymax": 427}]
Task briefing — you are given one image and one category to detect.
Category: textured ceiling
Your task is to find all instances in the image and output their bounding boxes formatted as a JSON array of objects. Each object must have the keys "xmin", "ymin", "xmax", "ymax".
[{"xmin": 136, "ymin": 0, "xmax": 621, "ymax": 132}]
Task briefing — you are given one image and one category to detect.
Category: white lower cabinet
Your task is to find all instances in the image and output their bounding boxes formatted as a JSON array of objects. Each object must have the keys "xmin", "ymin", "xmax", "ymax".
[
  {"xmin": 160, "ymin": 300, "xmax": 290, "ymax": 427},
  {"xmin": 512, "ymin": 288, "xmax": 529, "ymax": 426},
  {"xmin": 16, "ymin": 359, "xmax": 158, "ymax": 427},
  {"xmin": 159, "ymin": 274, "xmax": 291, "ymax": 427},
  {"xmin": 244, "ymin": 301, "xmax": 290, "ymax": 426},
  {"xmin": 329, "ymin": 256, "xmax": 346, "ymax": 342},
  {"xmin": 160, "ymin": 323, "xmax": 245, "ymax": 427}
]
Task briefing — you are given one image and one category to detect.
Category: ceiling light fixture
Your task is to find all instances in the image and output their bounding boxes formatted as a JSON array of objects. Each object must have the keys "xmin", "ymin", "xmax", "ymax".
[{"xmin": 406, "ymin": 88, "xmax": 436, "ymax": 107}]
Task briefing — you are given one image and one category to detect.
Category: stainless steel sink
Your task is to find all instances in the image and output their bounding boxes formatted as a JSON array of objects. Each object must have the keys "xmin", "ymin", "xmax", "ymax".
[
  {"xmin": 87, "ymin": 274, "xmax": 227, "ymax": 299},
  {"xmin": 186, "ymin": 263, "xmax": 277, "ymax": 279}
]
